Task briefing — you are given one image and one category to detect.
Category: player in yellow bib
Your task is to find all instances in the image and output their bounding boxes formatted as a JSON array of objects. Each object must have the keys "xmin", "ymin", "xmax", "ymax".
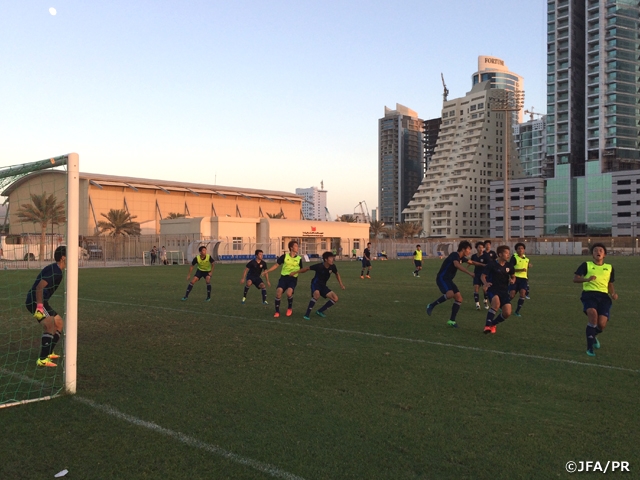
[
  {"xmin": 413, "ymin": 245, "xmax": 423, "ymax": 277},
  {"xmin": 509, "ymin": 242, "xmax": 532, "ymax": 316},
  {"xmin": 573, "ymin": 243, "xmax": 618, "ymax": 357},
  {"xmin": 182, "ymin": 246, "xmax": 215, "ymax": 301},
  {"xmin": 266, "ymin": 240, "xmax": 303, "ymax": 318}
]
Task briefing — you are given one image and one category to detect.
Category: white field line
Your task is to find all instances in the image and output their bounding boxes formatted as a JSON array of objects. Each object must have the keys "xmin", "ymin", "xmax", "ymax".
[
  {"xmin": 74, "ymin": 397, "xmax": 306, "ymax": 480},
  {"xmin": 81, "ymin": 298, "xmax": 640, "ymax": 374}
]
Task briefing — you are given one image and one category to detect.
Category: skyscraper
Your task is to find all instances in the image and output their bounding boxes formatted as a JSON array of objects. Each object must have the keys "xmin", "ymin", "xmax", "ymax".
[
  {"xmin": 296, "ymin": 186, "xmax": 328, "ymax": 221},
  {"xmin": 544, "ymin": 0, "xmax": 640, "ymax": 236},
  {"xmin": 378, "ymin": 104, "xmax": 424, "ymax": 224}
]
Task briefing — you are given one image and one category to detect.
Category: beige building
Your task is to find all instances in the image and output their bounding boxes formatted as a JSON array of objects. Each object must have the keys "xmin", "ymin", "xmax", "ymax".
[
  {"xmin": 403, "ymin": 80, "xmax": 524, "ymax": 237},
  {"xmin": 3, "ymin": 170, "xmax": 369, "ymax": 258}
]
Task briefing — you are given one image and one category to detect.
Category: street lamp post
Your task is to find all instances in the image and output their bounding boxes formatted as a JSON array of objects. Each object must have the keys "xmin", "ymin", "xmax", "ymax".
[{"xmin": 489, "ymin": 89, "xmax": 524, "ymax": 242}]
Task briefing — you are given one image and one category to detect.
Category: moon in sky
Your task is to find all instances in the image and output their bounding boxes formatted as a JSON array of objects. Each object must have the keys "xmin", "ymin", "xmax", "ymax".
[{"xmin": 49, "ymin": 7, "xmax": 57, "ymax": 16}]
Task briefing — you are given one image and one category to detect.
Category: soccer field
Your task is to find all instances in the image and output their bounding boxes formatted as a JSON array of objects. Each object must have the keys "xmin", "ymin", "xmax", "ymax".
[{"xmin": 2, "ymin": 256, "xmax": 639, "ymax": 479}]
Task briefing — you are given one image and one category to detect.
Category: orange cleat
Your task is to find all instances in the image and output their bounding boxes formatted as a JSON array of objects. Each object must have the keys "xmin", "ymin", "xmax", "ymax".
[
  {"xmin": 48, "ymin": 353, "xmax": 61, "ymax": 359},
  {"xmin": 366, "ymin": 275, "xmax": 371, "ymax": 279},
  {"xmin": 273, "ymin": 312, "xmax": 280, "ymax": 318},
  {"xmin": 286, "ymin": 309, "xmax": 293, "ymax": 317},
  {"xmin": 483, "ymin": 326, "xmax": 492, "ymax": 335},
  {"xmin": 491, "ymin": 326, "xmax": 497, "ymax": 334}
]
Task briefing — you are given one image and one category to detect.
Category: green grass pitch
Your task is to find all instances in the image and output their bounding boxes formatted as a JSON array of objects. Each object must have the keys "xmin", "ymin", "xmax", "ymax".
[{"xmin": 1, "ymin": 256, "xmax": 639, "ymax": 479}]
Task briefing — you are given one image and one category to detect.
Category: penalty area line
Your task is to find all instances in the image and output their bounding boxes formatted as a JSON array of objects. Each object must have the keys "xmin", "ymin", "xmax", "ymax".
[
  {"xmin": 74, "ymin": 397, "xmax": 306, "ymax": 480},
  {"xmin": 80, "ymin": 298, "xmax": 640, "ymax": 375}
]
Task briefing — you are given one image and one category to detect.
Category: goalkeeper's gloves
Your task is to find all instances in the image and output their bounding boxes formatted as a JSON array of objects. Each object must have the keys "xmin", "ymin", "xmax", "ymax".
[{"xmin": 34, "ymin": 303, "xmax": 46, "ymax": 320}]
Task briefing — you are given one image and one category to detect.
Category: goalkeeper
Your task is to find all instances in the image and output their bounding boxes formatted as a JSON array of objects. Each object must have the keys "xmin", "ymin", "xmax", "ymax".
[{"xmin": 25, "ymin": 246, "xmax": 66, "ymax": 367}]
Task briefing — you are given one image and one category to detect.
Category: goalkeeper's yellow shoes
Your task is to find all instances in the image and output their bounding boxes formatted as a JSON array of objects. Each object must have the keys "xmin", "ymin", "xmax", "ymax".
[{"xmin": 36, "ymin": 358, "xmax": 57, "ymax": 367}]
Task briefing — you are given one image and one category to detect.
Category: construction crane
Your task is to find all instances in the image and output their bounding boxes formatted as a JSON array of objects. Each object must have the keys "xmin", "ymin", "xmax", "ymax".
[
  {"xmin": 523, "ymin": 107, "xmax": 544, "ymax": 121},
  {"xmin": 353, "ymin": 201, "xmax": 371, "ymax": 223},
  {"xmin": 441, "ymin": 73, "xmax": 449, "ymax": 102}
]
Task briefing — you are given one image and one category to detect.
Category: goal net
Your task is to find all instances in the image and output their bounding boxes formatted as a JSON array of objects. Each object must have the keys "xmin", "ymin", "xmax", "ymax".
[{"xmin": 0, "ymin": 154, "xmax": 79, "ymax": 408}]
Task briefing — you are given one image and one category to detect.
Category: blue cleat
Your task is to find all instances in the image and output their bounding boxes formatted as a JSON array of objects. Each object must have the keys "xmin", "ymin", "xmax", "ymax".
[
  {"xmin": 593, "ymin": 337, "xmax": 600, "ymax": 349},
  {"xmin": 316, "ymin": 311, "xmax": 326, "ymax": 318},
  {"xmin": 205, "ymin": 297, "xmax": 211, "ymax": 302},
  {"xmin": 181, "ymin": 297, "xmax": 188, "ymax": 301},
  {"xmin": 426, "ymin": 304, "xmax": 434, "ymax": 316},
  {"xmin": 514, "ymin": 312, "xmax": 521, "ymax": 317},
  {"xmin": 303, "ymin": 315, "xmax": 310, "ymax": 320},
  {"xmin": 586, "ymin": 349, "xmax": 596, "ymax": 357}
]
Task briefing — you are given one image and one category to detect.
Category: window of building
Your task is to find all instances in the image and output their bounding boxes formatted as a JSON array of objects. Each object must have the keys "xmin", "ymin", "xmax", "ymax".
[
  {"xmin": 618, "ymin": 201, "xmax": 631, "ymax": 206},
  {"xmin": 510, "ymin": 187, "xmax": 520, "ymax": 192},
  {"xmin": 524, "ymin": 205, "xmax": 535, "ymax": 210},
  {"xmin": 617, "ymin": 179, "xmax": 631, "ymax": 185},
  {"xmin": 354, "ymin": 240, "xmax": 360, "ymax": 250},
  {"xmin": 496, "ymin": 196, "xmax": 504, "ymax": 201},
  {"xmin": 524, "ymin": 195, "xmax": 536, "ymax": 200},
  {"xmin": 618, "ymin": 212, "xmax": 631, "ymax": 217},
  {"xmin": 511, "ymin": 195, "xmax": 520, "ymax": 201},
  {"xmin": 233, "ymin": 237, "xmax": 243, "ymax": 251},
  {"xmin": 496, "ymin": 188, "xmax": 503, "ymax": 193},
  {"xmin": 524, "ymin": 186, "xmax": 535, "ymax": 192},
  {"xmin": 511, "ymin": 216, "xmax": 520, "ymax": 221},
  {"xmin": 496, "ymin": 216, "xmax": 503, "ymax": 221},
  {"xmin": 618, "ymin": 189, "xmax": 631, "ymax": 195}
]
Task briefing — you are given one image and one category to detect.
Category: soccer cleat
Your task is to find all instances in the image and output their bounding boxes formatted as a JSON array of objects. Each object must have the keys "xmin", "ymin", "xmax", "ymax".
[
  {"xmin": 413, "ymin": 272, "xmax": 416, "ymax": 277},
  {"xmin": 447, "ymin": 320, "xmax": 458, "ymax": 328},
  {"xmin": 263, "ymin": 301, "xmax": 269, "ymax": 305},
  {"xmin": 303, "ymin": 315, "xmax": 310, "ymax": 320},
  {"xmin": 205, "ymin": 297, "xmax": 211, "ymax": 302},
  {"xmin": 181, "ymin": 297, "xmax": 188, "ymax": 301},
  {"xmin": 525, "ymin": 295, "xmax": 531, "ymax": 300},
  {"xmin": 316, "ymin": 311, "xmax": 326, "ymax": 318},
  {"xmin": 586, "ymin": 349, "xmax": 596, "ymax": 357},
  {"xmin": 366, "ymin": 275, "xmax": 371, "ymax": 279},
  {"xmin": 360, "ymin": 275, "xmax": 364, "ymax": 279},
  {"xmin": 273, "ymin": 312, "xmax": 280, "ymax": 318},
  {"xmin": 416, "ymin": 275, "xmax": 420, "ymax": 278},
  {"xmin": 475, "ymin": 303, "xmax": 481, "ymax": 310},
  {"xmin": 286, "ymin": 309, "xmax": 293, "ymax": 317},
  {"xmin": 242, "ymin": 297, "xmax": 246, "ymax": 304},
  {"xmin": 48, "ymin": 353, "xmax": 60, "ymax": 359},
  {"xmin": 36, "ymin": 358, "xmax": 56, "ymax": 367},
  {"xmin": 514, "ymin": 312, "xmax": 521, "ymax": 317},
  {"xmin": 491, "ymin": 326, "xmax": 496, "ymax": 334},
  {"xmin": 484, "ymin": 304, "xmax": 489, "ymax": 310},
  {"xmin": 593, "ymin": 337, "xmax": 600, "ymax": 349},
  {"xmin": 426, "ymin": 304, "xmax": 434, "ymax": 316},
  {"xmin": 483, "ymin": 326, "xmax": 492, "ymax": 334}
]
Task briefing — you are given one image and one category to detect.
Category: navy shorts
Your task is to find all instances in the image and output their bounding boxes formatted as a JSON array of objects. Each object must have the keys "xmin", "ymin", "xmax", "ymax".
[
  {"xmin": 246, "ymin": 276, "xmax": 264, "ymax": 288},
  {"xmin": 195, "ymin": 269, "xmax": 211, "ymax": 280},
  {"xmin": 414, "ymin": 260, "xmax": 422, "ymax": 268},
  {"xmin": 509, "ymin": 278, "xmax": 528, "ymax": 292},
  {"xmin": 581, "ymin": 291, "xmax": 612, "ymax": 318},
  {"xmin": 488, "ymin": 290, "xmax": 511, "ymax": 307},
  {"xmin": 436, "ymin": 277, "xmax": 458, "ymax": 295},
  {"xmin": 362, "ymin": 259, "xmax": 371, "ymax": 268},
  {"xmin": 25, "ymin": 300, "xmax": 57, "ymax": 321},
  {"xmin": 473, "ymin": 273, "xmax": 483, "ymax": 286},
  {"xmin": 277, "ymin": 275, "xmax": 298, "ymax": 292},
  {"xmin": 311, "ymin": 281, "xmax": 332, "ymax": 298}
]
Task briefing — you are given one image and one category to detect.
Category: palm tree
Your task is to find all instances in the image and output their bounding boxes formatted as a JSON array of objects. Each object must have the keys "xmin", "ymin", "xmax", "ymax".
[
  {"xmin": 369, "ymin": 220, "xmax": 385, "ymax": 239},
  {"xmin": 16, "ymin": 192, "xmax": 66, "ymax": 261},
  {"xmin": 339, "ymin": 214, "xmax": 357, "ymax": 223},
  {"xmin": 395, "ymin": 222, "xmax": 423, "ymax": 239},
  {"xmin": 97, "ymin": 209, "xmax": 141, "ymax": 236},
  {"xmin": 166, "ymin": 212, "xmax": 185, "ymax": 219}
]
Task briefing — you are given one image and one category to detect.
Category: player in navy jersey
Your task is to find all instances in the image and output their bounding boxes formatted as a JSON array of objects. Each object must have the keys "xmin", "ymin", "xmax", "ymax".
[
  {"xmin": 25, "ymin": 246, "xmax": 66, "ymax": 367},
  {"xmin": 482, "ymin": 245, "xmax": 516, "ymax": 334},
  {"xmin": 292, "ymin": 251, "xmax": 345, "ymax": 319},
  {"xmin": 484, "ymin": 240, "xmax": 497, "ymax": 262},
  {"xmin": 360, "ymin": 242, "xmax": 372, "ymax": 279},
  {"xmin": 470, "ymin": 242, "xmax": 490, "ymax": 310},
  {"xmin": 240, "ymin": 249, "xmax": 270, "ymax": 304},
  {"xmin": 426, "ymin": 241, "xmax": 475, "ymax": 328}
]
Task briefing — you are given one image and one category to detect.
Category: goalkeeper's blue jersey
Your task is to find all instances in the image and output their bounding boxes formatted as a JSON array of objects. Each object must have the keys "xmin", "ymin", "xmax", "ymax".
[{"xmin": 26, "ymin": 263, "xmax": 63, "ymax": 304}]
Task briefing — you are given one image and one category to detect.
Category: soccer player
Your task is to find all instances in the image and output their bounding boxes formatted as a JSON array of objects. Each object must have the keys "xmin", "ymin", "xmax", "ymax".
[
  {"xmin": 573, "ymin": 243, "xmax": 618, "ymax": 357},
  {"xmin": 484, "ymin": 240, "xmax": 497, "ymax": 262},
  {"xmin": 482, "ymin": 245, "xmax": 516, "ymax": 334},
  {"xmin": 292, "ymin": 251, "xmax": 346, "ymax": 320},
  {"xmin": 360, "ymin": 242, "xmax": 372, "ymax": 278},
  {"xmin": 182, "ymin": 246, "xmax": 215, "ymax": 301},
  {"xmin": 509, "ymin": 242, "xmax": 532, "ymax": 316},
  {"xmin": 470, "ymin": 241, "xmax": 490, "ymax": 310},
  {"xmin": 240, "ymin": 249, "xmax": 270, "ymax": 304},
  {"xmin": 426, "ymin": 241, "xmax": 475, "ymax": 328},
  {"xmin": 25, "ymin": 246, "xmax": 66, "ymax": 367},
  {"xmin": 265, "ymin": 240, "xmax": 303, "ymax": 317},
  {"xmin": 413, "ymin": 245, "xmax": 423, "ymax": 277}
]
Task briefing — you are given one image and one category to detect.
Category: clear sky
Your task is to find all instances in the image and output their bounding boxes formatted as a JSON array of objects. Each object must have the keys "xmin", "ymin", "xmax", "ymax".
[{"xmin": 0, "ymin": 1, "xmax": 547, "ymax": 218}]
